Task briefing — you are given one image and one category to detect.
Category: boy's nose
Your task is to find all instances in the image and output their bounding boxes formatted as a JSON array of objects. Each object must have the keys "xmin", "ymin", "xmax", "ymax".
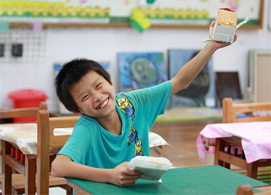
[{"xmin": 93, "ymin": 92, "xmax": 102, "ymax": 102}]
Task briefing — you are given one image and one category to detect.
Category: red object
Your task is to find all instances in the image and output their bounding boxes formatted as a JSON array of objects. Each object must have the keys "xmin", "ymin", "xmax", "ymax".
[
  {"xmin": 11, "ymin": 147, "xmax": 15, "ymax": 157},
  {"xmin": 8, "ymin": 89, "xmax": 48, "ymax": 122},
  {"xmin": 21, "ymin": 153, "xmax": 25, "ymax": 164},
  {"xmin": 16, "ymin": 150, "xmax": 21, "ymax": 161}
]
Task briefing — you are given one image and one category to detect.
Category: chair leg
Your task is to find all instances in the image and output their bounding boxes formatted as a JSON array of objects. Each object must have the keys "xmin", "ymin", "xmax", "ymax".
[
  {"xmin": 13, "ymin": 189, "xmax": 25, "ymax": 195},
  {"xmin": 2, "ymin": 141, "xmax": 12, "ymax": 195}
]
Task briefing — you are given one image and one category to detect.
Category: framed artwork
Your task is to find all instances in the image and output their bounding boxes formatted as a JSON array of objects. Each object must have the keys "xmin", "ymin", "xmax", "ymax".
[
  {"xmin": 215, "ymin": 72, "xmax": 242, "ymax": 107},
  {"xmin": 118, "ymin": 52, "xmax": 167, "ymax": 92},
  {"xmin": 168, "ymin": 49, "xmax": 215, "ymax": 108}
]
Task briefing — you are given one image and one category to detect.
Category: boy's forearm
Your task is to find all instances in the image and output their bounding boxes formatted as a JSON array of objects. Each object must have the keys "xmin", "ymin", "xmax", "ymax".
[
  {"xmin": 52, "ymin": 160, "xmax": 111, "ymax": 183},
  {"xmin": 170, "ymin": 41, "xmax": 218, "ymax": 95},
  {"xmin": 71, "ymin": 162, "xmax": 111, "ymax": 183},
  {"xmin": 52, "ymin": 159, "xmax": 139, "ymax": 187}
]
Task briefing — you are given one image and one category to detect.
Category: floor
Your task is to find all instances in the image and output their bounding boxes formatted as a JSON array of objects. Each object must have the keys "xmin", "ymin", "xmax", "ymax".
[{"xmin": 150, "ymin": 119, "xmax": 217, "ymax": 168}]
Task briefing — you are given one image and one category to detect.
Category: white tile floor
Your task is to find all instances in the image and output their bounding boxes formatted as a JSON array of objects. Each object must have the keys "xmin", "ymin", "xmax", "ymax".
[{"xmin": 48, "ymin": 187, "xmax": 67, "ymax": 194}]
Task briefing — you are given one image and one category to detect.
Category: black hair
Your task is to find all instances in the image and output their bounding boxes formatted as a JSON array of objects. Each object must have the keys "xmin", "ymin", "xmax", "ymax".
[{"xmin": 55, "ymin": 58, "xmax": 112, "ymax": 113}]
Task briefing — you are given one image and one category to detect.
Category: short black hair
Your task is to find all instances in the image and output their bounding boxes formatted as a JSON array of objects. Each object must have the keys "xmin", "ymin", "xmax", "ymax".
[{"xmin": 55, "ymin": 58, "xmax": 112, "ymax": 113}]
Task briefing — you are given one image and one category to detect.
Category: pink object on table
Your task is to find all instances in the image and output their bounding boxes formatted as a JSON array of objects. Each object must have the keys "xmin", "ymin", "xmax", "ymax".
[{"xmin": 196, "ymin": 121, "xmax": 271, "ymax": 163}]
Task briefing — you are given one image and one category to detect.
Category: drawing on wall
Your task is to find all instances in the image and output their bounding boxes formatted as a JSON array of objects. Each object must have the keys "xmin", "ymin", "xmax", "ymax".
[
  {"xmin": 118, "ymin": 52, "xmax": 167, "ymax": 92},
  {"xmin": 99, "ymin": 61, "xmax": 113, "ymax": 77},
  {"xmin": 168, "ymin": 49, "xmax": 215, "ymax": 107}
]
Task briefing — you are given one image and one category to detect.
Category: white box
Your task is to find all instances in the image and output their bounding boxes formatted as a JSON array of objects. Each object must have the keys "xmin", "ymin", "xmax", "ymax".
[{"xmin": 212, "ymin": 8, "xmax": 237, "ymax": 43}]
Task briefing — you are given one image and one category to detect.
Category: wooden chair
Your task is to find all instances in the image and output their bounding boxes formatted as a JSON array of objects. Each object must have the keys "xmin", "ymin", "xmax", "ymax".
[
  {"xmin": 37, "ymin": 110, "xmax": 80, "ymax": 195},
  {"xmin": 0, "ymin": 102, "xmax": 47, "ymax": 122},
  {"xmin": 236, "ymin": 184, "xmax": 271, "ymax": 195},
  {"xmin": 0, "ymin": 102, "xmax": 72, "ymax": 195},
  {"xmin": 214, "ymin": 98, "xmax": 271, "ymax": 179}
]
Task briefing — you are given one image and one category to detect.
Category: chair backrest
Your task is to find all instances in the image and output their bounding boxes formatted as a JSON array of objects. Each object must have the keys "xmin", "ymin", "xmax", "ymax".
[
  {"xmin": 36, "ymin": 110, "xmax": 79, "ymax": 194},
  {"xmin": 0, "ymin": 102, "xmax": 47, "ymax": 122},
  {"xmin": 222, "ymin": 98, "xmax": 271, "ymax": 123}
]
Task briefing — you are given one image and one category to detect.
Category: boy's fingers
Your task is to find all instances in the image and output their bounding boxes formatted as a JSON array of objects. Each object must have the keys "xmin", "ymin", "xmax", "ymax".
[
  {"xmin": 125, "ymin": 169, "xmax": 141, "ymax": 176},
  {"xmin": 209, "ymin": 20, "xmax": 215, "ymax": 38},
  {"xmin": 118, "ymin": 173, "xmax": 140, "ymax": 186},
  {"xmin": 210, "ymin": 20, "xmax": 215, "ymax": 26},
  {"xmin": 122, "ymin": 174, "xmax": 140, "ymax": 181},
  {"xmin": 121, "ymin": 180, "xmax": 137, "ymax": 187}
]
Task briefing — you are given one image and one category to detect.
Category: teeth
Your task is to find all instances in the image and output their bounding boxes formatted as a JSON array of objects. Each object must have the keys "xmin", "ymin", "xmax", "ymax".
[{"xmin": 97, "ymin": 98, "xmax": 109, "ymax": 109}]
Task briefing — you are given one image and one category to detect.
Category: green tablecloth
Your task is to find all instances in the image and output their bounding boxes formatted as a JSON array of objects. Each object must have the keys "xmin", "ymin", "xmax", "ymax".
[{"xmin": 66, "ymin": 165, "xmax": 268, "ymax": 194}]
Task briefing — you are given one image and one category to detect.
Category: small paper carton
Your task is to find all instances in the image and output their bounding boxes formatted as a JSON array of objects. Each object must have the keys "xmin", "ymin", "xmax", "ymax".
[{"xmin": 212, "ymin": 8, "xmax": 237, "ymax": 43}]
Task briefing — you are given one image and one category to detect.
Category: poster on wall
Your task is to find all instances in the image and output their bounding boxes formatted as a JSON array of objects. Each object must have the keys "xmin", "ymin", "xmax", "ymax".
[
  {"xmin": 0, "ymin": 0, "xmax": 262, "ymax": 27},
  {"xmin": 168, "ymin": 49, "xmax": 215, "ymax": 108},
  {"xmin": 118, "ymin": 52, "xmax": 167, "ymax": 92}
]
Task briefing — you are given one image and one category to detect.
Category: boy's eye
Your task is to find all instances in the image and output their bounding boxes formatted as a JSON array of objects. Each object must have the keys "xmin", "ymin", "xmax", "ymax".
[
  {"xmin": 82, "ymin": 95, "xmax": 89, "ymax": 102},
  {"xmin": 96, "ymin": 83, "xmax": 102, "ymax": 88}
]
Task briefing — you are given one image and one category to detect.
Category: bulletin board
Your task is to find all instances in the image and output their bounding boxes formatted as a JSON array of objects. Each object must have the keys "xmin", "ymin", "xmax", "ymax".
[{"xmin": 0, "ymin": 0, "xmax": 264, "ymax": 29}]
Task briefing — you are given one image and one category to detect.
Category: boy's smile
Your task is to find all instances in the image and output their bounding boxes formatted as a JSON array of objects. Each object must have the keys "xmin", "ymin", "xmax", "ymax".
[
  {"xmin": 70, "ymin": 70, "xmax": 116, "ymax": 119},
  {"xmin": 96, "ymin": 97, "xmax": 109, "ymax": 110}
]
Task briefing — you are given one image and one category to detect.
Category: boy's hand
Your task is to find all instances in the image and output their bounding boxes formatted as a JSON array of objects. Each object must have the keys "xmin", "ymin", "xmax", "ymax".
[
  {"xmin": 208, "ymin": 20, "xmax": 238, "ymax": 49},
  {"xmin": 108, "ymin": 162, "xmax": 141, "ymax": 187}
]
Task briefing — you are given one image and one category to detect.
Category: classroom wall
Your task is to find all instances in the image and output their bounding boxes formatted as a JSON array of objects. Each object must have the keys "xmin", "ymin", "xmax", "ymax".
[{"xmin": 0, "ymin": 0, "xmax": 270, "ymax": 113}]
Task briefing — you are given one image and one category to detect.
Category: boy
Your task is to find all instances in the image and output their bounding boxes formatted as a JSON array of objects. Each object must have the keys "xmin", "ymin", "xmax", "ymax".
[{"xmin": 51, "ymin": 20, "xmax": 237, "ymax": 187}]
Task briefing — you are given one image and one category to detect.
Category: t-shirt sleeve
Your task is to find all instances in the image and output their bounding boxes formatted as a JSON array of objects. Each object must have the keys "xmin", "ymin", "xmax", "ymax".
[
  {"xmin": 58, "ymin": 122, "xmax": 92, "ymax": 164},
  {"xmin": 125, "ymin": 81, "xmax": 172, "ymax": 128}
]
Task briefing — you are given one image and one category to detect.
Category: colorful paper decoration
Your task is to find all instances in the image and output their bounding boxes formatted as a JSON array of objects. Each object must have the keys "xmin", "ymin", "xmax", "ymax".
[{"xmin": 130, "ymin": 8, "xmax": 151, "ymax": 33}]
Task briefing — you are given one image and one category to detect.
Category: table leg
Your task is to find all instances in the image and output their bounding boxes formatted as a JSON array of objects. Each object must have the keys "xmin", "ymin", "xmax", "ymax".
[
  {"xmin": 67, "ymin": 180, "xmax": 91, "ymax": 195},
  {"xmin": 2, "ymin": 140, "xmax": 12, "ymax": 194},
  {"xmin": 25, "ymin": 157, "xmax": 36, "ymax": 195},
  {"xmin": 224, "ymin": 162, "xmax": 230, "ymax": 169},
  {"xmin": 247, "ymin": 163, "xmax": 258, "ymax": 179},
  {"xmin": 214, "ymin": 138, "xmax": 225, "ymax": 166}
]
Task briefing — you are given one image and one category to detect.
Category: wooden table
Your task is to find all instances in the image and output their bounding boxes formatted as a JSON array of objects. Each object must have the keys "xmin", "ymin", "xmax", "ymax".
[
  {"xmin": 1, "ymin": 123, "xmax": 39, "ymax": 194},
  {"xmin": 196, "ymin": 121, "xmax": 271, "ymax": 179},
  {"xmin": 65, "ymin": 165, "xmax": 270, "ymax": 195}
]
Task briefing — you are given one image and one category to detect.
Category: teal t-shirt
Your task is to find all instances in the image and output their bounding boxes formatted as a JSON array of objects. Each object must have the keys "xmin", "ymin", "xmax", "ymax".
[{"xmin": 58, "ymin": 81, "xmax": 172, "ymax": 169}]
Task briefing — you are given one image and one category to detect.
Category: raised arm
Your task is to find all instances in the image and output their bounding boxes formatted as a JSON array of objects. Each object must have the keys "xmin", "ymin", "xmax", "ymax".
[
  {"xmin": 170, "ymin": 20, "xmax": 237, "ymax": 95},
  {"xmin": 51, "ymin": 155, "xmax": 141, "ymax": 187}
]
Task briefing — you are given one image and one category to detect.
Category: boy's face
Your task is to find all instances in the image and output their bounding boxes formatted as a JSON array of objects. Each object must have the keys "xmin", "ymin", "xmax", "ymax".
[{"xmin": 70, "ymin": 71, "xmax": 116, "ymax": 118}]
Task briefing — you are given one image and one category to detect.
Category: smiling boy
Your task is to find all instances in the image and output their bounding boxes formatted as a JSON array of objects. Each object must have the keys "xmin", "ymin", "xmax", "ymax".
[{"xmin": 51, "ymin": 20, "xmax": 237, "ymax": 187}]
